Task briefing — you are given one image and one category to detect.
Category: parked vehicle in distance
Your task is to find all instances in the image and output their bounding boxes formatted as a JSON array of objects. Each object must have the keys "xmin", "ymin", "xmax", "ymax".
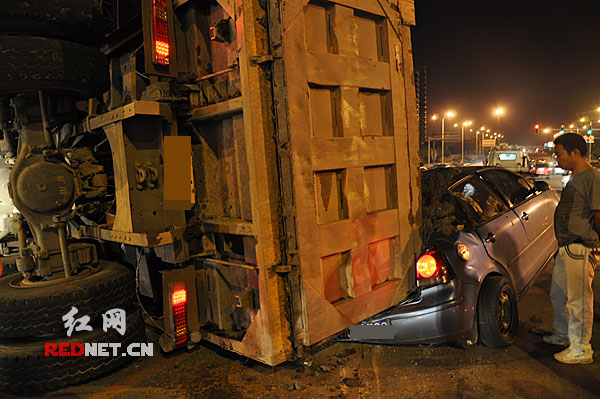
[
  {"xmin": 533, "ymin": 160, "xmax": 552, "ymax": 177},
  {"xmin": 347, "ymin": 167, "xmax": 559, "ymax": 347},
  {"xmin": 487, "ymin": 146, "xmax": 531, "ymax": 174}
]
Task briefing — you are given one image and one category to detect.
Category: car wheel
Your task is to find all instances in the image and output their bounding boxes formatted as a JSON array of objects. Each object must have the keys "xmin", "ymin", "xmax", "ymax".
[
  {"xmin": 0, "ymin": 260, "xmax": 136, "ymax": 338},
  {"xmin": 0, "ymin": 307, "xmax": 146, "ymax": 395},
  {"xmin": 477, "ymin": 276, "xmax": 518, "ymax": 347},
  {"xmin": 0, "ymin": 0, "xmax": 104, "ymax": 46},
  {"xmin": 0, "ymin": 36, "xmax": 109, "ymax": 99}
]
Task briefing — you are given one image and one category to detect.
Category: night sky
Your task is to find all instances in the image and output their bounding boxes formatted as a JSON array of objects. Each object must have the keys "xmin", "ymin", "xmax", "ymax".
[{"xmin": 412, "ymin": 1, "xmax": 600, "ymax": 145}]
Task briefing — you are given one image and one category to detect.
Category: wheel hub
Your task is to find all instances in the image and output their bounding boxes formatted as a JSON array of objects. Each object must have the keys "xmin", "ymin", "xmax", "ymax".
[{"xmin": 497, "ymin": 291, "xmax": 512, "ymax": 332}]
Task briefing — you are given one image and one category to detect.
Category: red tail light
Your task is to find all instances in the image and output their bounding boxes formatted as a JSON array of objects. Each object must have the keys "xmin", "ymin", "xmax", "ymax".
[
  {"xmin": 171, "ymin": 285, "xmax": 188, "ymax": 345},
  {"xmin": 416, "ymin": 250, "xmax": 448, "ymax": 287},
  {"xmin": 152, "ymin": 0, "xmax": 170, "ymax": 65}
]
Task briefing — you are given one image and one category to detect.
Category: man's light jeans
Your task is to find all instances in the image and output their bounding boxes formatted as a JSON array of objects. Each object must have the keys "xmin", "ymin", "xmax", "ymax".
[{"xmin": 550, "ymin": 243, "xmax": 596, "ymax": 353}]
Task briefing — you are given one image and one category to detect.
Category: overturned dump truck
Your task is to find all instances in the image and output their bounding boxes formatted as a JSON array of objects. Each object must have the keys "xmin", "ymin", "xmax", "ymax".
[{"xmin": 0, "ymin": 0, "xmax": 421, "ymax": 392}]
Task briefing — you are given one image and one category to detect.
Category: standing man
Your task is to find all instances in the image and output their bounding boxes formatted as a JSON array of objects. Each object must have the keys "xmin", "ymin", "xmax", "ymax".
[{"xmin": 543, "ymin": 133, "xmax": 600, "ymax": 364}]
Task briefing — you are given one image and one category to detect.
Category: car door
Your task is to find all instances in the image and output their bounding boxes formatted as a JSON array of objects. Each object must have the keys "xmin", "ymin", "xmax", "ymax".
[
  {"xmin": 480, "ymin": 169, "xmax": 556, "ymax": 288},
  {"xmin": 450, "ymin": 175, "xmax": 529, "ymax": 291}
]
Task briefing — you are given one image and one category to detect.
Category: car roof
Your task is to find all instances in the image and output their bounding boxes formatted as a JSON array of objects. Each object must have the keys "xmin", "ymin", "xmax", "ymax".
[{"xmin": 422, "ymin": 166, "xmax": 511, "ymax": 187}]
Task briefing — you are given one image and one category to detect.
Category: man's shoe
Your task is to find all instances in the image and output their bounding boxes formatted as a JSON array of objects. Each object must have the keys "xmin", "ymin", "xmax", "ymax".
[
  {"xmin": 543, "ymin": 334, "xmax": 569, "ymax": 347},
  {"xmin": 554, "ymin": 347, "xmax": 593, "ymax": 365}
]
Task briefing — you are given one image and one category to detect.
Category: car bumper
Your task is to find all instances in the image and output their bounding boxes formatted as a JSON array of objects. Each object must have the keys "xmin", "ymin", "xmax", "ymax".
[{"xmin": 342, "ymin": 280, "xmax": 478, "ymax": 344}]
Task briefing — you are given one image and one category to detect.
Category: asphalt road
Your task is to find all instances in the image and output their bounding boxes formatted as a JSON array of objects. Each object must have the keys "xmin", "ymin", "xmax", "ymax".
[{"xmin": 5, "ymin": 258, "xmax": 599, "ymax": 399}]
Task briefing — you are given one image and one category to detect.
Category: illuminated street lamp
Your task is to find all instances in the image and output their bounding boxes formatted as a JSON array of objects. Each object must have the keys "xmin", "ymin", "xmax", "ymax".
[
  {"xmin": 461, "ymin": 120, "xmax": 472, "ymax": 164},
  {"xmin": 568, "ymin": 123, "xmax": 580, "ymax": 133}
]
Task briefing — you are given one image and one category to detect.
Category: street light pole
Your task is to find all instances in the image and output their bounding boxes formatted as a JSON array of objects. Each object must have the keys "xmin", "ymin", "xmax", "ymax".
[
  {"xmin": 440, "ymin": 111, "xmax": 455, "ymax": 164},
  {"xmin": 460, "ymin": 121, "xmax": 472, "ymax": 164},
  {"xmin": 494, "ymin": 107, "xmax": 504, "ymax": 134},
  {"xmin": 441, "ymin": 117, "xmax": 445, "ymax": 164},
  {"xmin": 461, "ymin": 123, "xmax": 464, "ymax": 164}
]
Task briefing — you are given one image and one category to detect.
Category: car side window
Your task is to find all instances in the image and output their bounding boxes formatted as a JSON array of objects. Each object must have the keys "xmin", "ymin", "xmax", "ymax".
[
  {"xmin": 450, "ymin": 176, "xmax": 508, "ymax": 224},
  {"xmin": 481, "ymin": 169, "xmax": 533, "ymax": 206}
]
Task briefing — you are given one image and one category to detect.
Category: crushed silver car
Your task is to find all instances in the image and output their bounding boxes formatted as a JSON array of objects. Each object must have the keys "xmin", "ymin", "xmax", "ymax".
[{"xmin": 346, "ymin": 167, "xmax": 559, "ymax": 347}]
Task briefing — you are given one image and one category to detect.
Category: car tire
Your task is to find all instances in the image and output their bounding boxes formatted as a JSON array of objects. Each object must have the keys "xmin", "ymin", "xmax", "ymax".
[
  {"xmin": 0, "ymin": 36, "xmax": 109, "ymax": 99},
  {"xmin": 477, "ymin": 276, "xmax": 518, "ymax": 347},
  {"xmin": 0, "ymin": 307, "xmax": 146, "ymax": 395},
  {"xmin": 0, "ymin": 260, "xmax": 136, "ymax": 338},
  {"xmin": 0, "ymin": 0, "xmax": 104, "ymax": 46}
]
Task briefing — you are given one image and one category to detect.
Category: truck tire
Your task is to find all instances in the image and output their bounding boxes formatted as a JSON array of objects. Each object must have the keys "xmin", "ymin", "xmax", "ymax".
[
  {"xmin": 477, "ymin": 276, "xmax": 518, "ymax": 347},
  {"xmin": 0, "ymin": 0, "xmax": 104, "ymax": 46},
  {"xmin": 0, "ymin": 260, "xmax": 136, "ymax": 338},
  {"xmin": 0, "ymin": 36, "xmax": 109, "ymax": 99},
  {"xmin": 0, "ymin": 307, "xmax": 146, "ymax": 395}
]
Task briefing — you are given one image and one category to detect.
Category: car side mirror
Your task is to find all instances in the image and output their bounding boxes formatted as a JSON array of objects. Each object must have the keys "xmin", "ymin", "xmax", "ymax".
[{"xmin": 533, "ymin": 180, "xmax": 550, "ymax": 191}]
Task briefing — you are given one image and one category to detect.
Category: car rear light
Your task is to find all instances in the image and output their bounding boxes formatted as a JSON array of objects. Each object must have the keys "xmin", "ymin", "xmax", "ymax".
[
  {"xmin": 416, "ymin": 250, "xmax": 449, "ymax": 288},
  {"xmin": 170, "ymin": 283, "xmax": 188, "ymax": 346},
  {"xmin": 152, "ymin": 0, "xmax": 170, "ymax": 65}
]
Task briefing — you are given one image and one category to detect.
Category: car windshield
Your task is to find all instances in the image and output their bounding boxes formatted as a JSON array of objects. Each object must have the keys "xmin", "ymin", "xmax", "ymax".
[
  {"xmin": 480, "ymin": 169, "xmax": 533, "ymax": 206},
  {"xmin": 498, "ymin": 153, "xmax": 517, "ymax": 161}
]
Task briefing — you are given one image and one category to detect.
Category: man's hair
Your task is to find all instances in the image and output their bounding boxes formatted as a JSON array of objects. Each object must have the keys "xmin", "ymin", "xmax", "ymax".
[{"xmin": 554, "ymin": 133, "xmax": 587, "ymax": 156}]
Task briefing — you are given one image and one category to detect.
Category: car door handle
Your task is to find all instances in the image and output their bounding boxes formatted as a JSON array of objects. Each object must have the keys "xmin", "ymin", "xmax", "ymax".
[
  {"xmin": 485, "ymin": 232, "xmax": 496, "ymax": 243},
  {"xmin": 521, "ymin": 212, "xmax": 529, "ymax": 221}
]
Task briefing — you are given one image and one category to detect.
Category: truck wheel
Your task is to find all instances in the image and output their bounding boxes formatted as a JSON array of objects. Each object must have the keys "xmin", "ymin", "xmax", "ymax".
[
  {"xmin": 0, "ymin": 260, "xmax": 136, "ymax": 338},
  {"xmin": 0, "ymin": 0, "xmax": 104, "ymax": 46},
  {"xmin": 477, "ymin": 276, "xmax": 518, "ymax": 347},
  {"xmin": 0, "ymin": 36, "xmax": 109, "ymax": 99},
  {"xmin": 0, "ymin": 307, "xmax": 146, "ymax": 395}
]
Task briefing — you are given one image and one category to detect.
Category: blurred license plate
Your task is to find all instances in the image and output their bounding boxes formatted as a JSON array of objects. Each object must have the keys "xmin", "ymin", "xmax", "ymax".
[{"xmin": 349, "ymin": 325, "xmax": 394, "ymax": 340}]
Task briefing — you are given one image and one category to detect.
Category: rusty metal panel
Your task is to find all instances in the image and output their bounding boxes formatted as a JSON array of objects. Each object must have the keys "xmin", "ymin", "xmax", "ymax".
[
  {"xmin": 184, "ymin": 0, "xmax": 418, "ymax": 365},
  {"xmin": 184, "ymin": 0, "xmax": 293, "ymax": 366},
  {"xmin": 277, "ymin": 0, "xmax": 420, "ymax": 346}
]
